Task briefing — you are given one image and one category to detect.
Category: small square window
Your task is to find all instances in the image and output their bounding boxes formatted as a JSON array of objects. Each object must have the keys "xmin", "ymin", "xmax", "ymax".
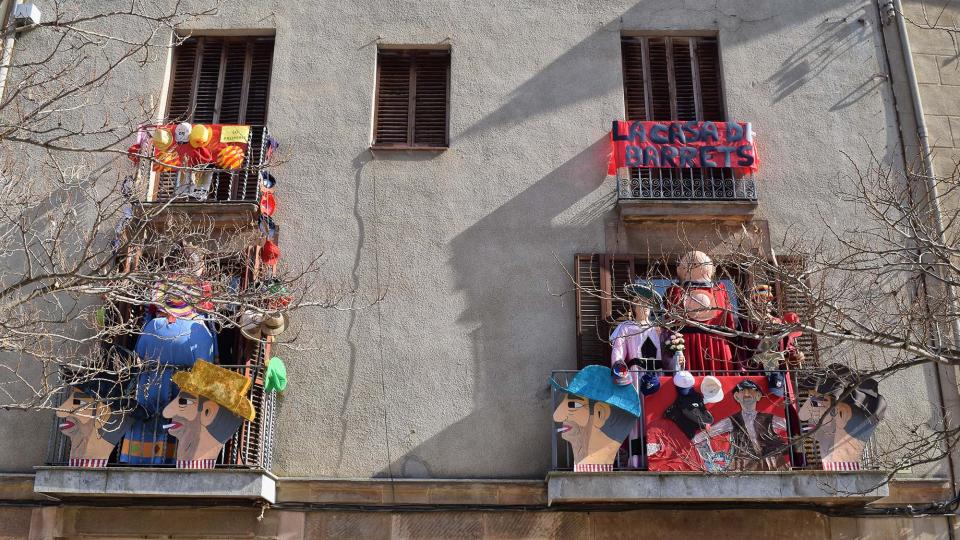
[{"xmin": 373, "ymin": 49, "xmax": 450, "ymax": 149}]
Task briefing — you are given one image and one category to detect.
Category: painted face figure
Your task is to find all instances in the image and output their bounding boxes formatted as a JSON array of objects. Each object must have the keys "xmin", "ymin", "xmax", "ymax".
[
  {"xmin": 162, "ymin": 391, "xmax": 234, "ymax": 463},
  {"xmin": 798, "ymin": 390, "xmax": 849, "ymax": 463},
  {"xmin": 733, "ymin": 386, "xmax": 762, "ymax": 413},
  {"xmin": 553, "ymin": 393, "xmax": 624, "ymax": 468},
  {"xmin": 174, "ymin": 122, "xmax": 192, "ymax": 144},
  {"xmin": 56, "ymin": 388, "xmax": 124, "ymax": 465}
]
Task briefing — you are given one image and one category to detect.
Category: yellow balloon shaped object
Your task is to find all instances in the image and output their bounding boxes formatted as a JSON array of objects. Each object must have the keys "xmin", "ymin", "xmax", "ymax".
[
  {"xmin": 152, "ymin": 128, "xmax": 173, "ymax": 151},
  {"xmin": 153, "ymin": 150, "xmax": 181, "ymax": 173},
  {"xmin": 217, "ymin": 145, "xmax": 245, "ymax": 170},
  {"xmin": 189, "ymin": 124, "xmax": 211, "ymax": 148}
]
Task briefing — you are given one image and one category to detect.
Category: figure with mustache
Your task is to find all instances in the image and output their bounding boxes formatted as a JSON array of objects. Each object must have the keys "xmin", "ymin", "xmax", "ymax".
[
  {"xmin": 162, "ymin": 360, "xmax": 255, "ymax": 469},
  {"xmin": 551, "ymin": 365, "xmax": 641, "ymax": 472}
]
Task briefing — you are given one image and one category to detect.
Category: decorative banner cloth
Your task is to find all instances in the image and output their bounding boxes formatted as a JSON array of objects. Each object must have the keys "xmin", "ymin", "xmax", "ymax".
[
  {"xmin": 148, "ymin": 124, "xmax": 250, "ymax": 170},
  {"xmin": 644, "ymin": 375, "xmax": 791, "ymax": 472},
  {"xmin": 609, "ymin": 120, "xmax": 758, "ymax": 174}
]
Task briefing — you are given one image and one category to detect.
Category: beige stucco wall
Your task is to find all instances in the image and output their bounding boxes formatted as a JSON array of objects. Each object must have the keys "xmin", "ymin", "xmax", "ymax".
[{"xmin": 0, "ymin": 0, "xmax": 952, "ymax": 483}]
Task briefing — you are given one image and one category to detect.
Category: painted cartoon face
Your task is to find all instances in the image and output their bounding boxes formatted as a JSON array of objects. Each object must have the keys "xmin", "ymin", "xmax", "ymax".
[
  {"xmin": 56, "ymin": 388, "xmax": 97, "ymax": 438},
  {"xmin": 734, "ymin": 388, "xmax": 762, "ymax": 410},
  {"xmin": 174, "ymin": 122, "xmax": 192, "ymax": 144},
  {"xmin": 553, "ymin": 393, "xmax": 590, "ymax": 445},
  {"xmin": 162, "ymin": 392, "xmax": 202, "ymax": 440},
  {"xmin": 798, "ymin": 391, "xmax": 841, "ymax": 443}
]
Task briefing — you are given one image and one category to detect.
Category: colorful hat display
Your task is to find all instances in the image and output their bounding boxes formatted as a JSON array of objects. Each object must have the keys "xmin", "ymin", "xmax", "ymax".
[
  {"xmin": 623, "ymin": 279, "xmax": 664, "ymax": 305},
  {"xmin": 174, "ymin": 122, "xmax": 192, "ymax": 144},
  {"xmin": 261, "ymin": 171, "xmax": 276, "ymax": 190},
  {"xmin": 260, "ymin": 192, "xmax": 276, "ymax": 217},
  {"xmin": 189, "ymin": 124, "xmax": 212, "ymax": 148},
  {"xmin": 264, "ymin": 357, "xmax": 288, "ymax": 393},
  {"xmin": 766, "ymin": 372, "xmax": 785, "ymax": 398},
  {"xmin": 261, "ymin": 240, "xmax": 281, "ymax": 266},
  {"xmin": 673, "ymin": 370, "xmax": 695, "ymax": 395},
  {"xmin": 171, "ymin": 360, "xmax": 255, "ymax": 422},
  {"xmin": 550, "ymin": 365, "xmax": 641, "ymax": 418},
  {"xmin": 239, "ymin": 309, "xmax": 289, "ymax": 340},
  {"xmin": 611, "ymin": 360, "xmax": 632, "ymax": 386},
  {"xmin": 217, "ymin": 145, "xmax": 245, "ymax": 169},
  {"xmin": 700, "ymin": 375, "xmax": 724, "ymax": 404},
  {"xmin": 152, "ymin": 128, "xmax": 173, "ymax": 151},
  {"xmin": 126, "ymin": 143, "xmax": 142, "ymax": 165},
  {"xmin": 153, "ymin": 150, "xmax": 180, "ymax": 173},
  {"xmin": 639, "ymin": 371, "xmax": 661, "ymax": 396}
]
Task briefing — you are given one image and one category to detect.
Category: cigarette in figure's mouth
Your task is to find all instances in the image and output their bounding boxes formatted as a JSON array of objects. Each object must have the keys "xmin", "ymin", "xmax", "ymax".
[{"xmin": 162, "ymin": 423, "xmax": 177, "ymax": 429}]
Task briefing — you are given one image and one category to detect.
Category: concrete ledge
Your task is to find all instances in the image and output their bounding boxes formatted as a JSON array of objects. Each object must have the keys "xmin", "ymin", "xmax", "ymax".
[
  {"xmin": 619, "ymin": 199, "xmax": 757, "ymax": 221},
  {"xmin": 547, "ymin": 471, "xmax": 891, "ymax": 506},
  {"xmin": 277, "ymin": 478, "xmax": 546, "ymax": 506},
  {"xmin": 33, "ymin": 467, "xmax": 276, "ymax": 503}
]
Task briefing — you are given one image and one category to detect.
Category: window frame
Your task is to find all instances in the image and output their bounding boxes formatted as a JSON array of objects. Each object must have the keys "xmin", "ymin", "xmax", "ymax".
[
  {"xmin": 619, "ymin": 33, "xmax": 727, "ymax": 122},
  {"xmin": 372, "ymin": 47, "xmax": 451, "ymax": 150}
]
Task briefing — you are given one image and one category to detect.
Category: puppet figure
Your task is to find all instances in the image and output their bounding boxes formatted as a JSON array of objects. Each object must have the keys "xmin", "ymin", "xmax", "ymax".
[
  {"xmin": 666, "ymin": 251, "xmax": 736, "ymax": 373},
  {"xmin": 57, "ymin": 374, "xmax": 133, "ymax": 467}
]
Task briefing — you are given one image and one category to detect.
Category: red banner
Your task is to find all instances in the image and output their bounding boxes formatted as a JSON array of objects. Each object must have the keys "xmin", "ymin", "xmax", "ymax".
[{"xmin": 609, "ymin": 120, "xmax": 758, "ymax": 174}]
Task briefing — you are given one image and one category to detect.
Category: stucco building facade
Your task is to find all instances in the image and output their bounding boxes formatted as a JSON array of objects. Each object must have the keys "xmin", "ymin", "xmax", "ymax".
[{"xmin": 1, "ymin": 0, "xmax": 960, "ymax": 538}]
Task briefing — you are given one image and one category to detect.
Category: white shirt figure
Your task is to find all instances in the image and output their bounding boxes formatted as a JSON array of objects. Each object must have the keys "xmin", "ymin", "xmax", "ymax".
[{"xmin": 610, "ymin": 318, "xmax": 661, "ymax": 469}]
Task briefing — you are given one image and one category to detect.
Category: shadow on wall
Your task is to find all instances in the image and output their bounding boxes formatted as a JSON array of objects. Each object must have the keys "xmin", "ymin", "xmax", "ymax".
[
  {"xmin": 767, "ymin": 6, "xmax": 872, "ymax": 103},
  {"xmin": 376, "ymin": 136, "xmax": 613, "ymax": 478}
]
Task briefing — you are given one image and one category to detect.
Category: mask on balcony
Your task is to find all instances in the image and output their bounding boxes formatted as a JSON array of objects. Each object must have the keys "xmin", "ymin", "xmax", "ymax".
[
  {"xmin": 56, "ymin": 374, "xmax": 133, "ymax": 467},
  {"xmin": 550, "ymin": 366, "xmax": 641, "ymax": 471},
  {"xmin": 162, "ymin": 360, "xmax": 255, "ymax": 469}
]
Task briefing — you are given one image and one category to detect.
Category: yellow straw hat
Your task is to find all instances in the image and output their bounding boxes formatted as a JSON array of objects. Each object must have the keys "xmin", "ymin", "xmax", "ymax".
[{"xmin": 172, "ymin": 360, "xmax": 255, "ymax": 422}]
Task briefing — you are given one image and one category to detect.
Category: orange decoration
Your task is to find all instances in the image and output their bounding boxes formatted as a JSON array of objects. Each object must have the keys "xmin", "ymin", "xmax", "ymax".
[
  {"xmin": 217, "ymin": 145, "xmax": 245, "ymax": 170},
  {"xmin": 153, "ymin": 150, "xmax": 181, "ymax": 173}
]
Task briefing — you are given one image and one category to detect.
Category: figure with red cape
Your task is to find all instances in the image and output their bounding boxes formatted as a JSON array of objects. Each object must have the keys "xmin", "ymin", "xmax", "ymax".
[{"xmin": 666, "ymin": 251, "xmax": 736, "ymax": 373}]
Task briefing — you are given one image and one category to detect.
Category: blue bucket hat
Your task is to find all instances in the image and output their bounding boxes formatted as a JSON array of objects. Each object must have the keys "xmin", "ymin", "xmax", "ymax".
[{"xmin": 550, "ymin": 365, "xmax": 641, "ymax": 417}]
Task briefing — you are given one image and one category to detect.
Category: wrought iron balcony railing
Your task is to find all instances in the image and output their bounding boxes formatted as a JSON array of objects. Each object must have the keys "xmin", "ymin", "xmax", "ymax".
[
  {"xmin": 617, "ymin": 167, "xmax": 757, "ymax": 202},
  {"xmin": 45, "ymin": 362, "xmax": 276, "ymax": 470},
  {"xmin": 550, "ymin": 368, "xmax": 879, "ymax": 474},
  {"xmin": 139, "ymin": 125, "xmax": 271, "ymax": 204}
]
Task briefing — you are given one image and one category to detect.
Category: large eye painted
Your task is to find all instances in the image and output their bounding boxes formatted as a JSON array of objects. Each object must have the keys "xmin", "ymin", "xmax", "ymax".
[
  {"xmin": 178, "ymin": 396, "xmax": 195, "ymax": 406},
  {"xmin": 568, "ymin": 401, "xmax": 584, "ymax": 409},
  {"xmin": 73, "ymin": 398, "xmax": 81, "ymax": 406}
]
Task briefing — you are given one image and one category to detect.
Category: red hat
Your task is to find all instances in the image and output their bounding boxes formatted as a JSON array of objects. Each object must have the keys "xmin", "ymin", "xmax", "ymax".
[
  {"xmin": 261, "ymin": 240, "xmax": 281, "ymax": 266},
  {"xmin": 260, "ymin": 192, "xmax": 276, "ymax": 217}
]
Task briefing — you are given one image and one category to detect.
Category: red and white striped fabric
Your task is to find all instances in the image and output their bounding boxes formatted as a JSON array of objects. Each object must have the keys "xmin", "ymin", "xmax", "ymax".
[
  {"xmin": 573, "ymin": 463, "xmax": 614, "ymax": 472},
  {"xmin": 68, "ymin": 458, "xmax": 108, "ymax": 468},
  {"xmin": 176, "ymin": 459, "xmax": 217, "ymax": 469},
  {"xmin": 822, "ymin": 461, "xmax": 861, "ymax": 471}
]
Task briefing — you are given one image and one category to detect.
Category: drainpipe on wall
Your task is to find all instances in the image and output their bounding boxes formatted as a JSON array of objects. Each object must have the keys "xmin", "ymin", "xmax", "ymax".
[
  {"xmin": 887, "ymin": 0, "xmax": 960, "ymax": 520},
  {"xmin": 0, "ymin": 0, "xmax": 21, "ymax": 102}
]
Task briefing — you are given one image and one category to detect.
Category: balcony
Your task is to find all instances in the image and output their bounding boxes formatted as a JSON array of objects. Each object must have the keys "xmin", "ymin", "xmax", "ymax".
[
  {"xmin": 34, "ymin": 363, "xmax": 278, "ymax": 503},
  {"xmin": 617, "ymin": 168, "xmax": 758, "ymax": 221},
  {"xmin": 138, "ymin": 125, "xmax": 271, "ymax": 204},
  {"xmin": 547, "ymin": 369, "xmax": 890, "ymax": 506}
]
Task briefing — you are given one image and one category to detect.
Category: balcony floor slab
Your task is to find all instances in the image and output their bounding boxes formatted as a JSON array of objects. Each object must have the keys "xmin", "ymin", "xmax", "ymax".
[
  {"xmin": 546, "ymin": 470, "xmax": 890, "ymax": 506},
  {"xmin": 33, "ymin": 467, "xmax": 276, "ymax": 503}
]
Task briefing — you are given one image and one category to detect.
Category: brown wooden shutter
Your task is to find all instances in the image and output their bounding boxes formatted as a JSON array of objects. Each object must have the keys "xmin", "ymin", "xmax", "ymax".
[
  {"xmin": 695, "ymin": 38, "xmax": 725, "ymax": 121},
  {"xmin": 374, "ymin": 50, "xmax": 450, "ymax": 148},
  {"xmin": 620, "ymin": 35, "xmax": 725, "ymax": 122},
  {"xmin": 646, "ymin": 38, "xmax": 672, "ymax": 121},
  {"xmin": 621, "ymin": 37, "xmax": 647, "ymax": 121},
  {"xmin": 166, "ymin": 36, "xmax": 275, "ymax": 124},
  {"xmin": 576, "ymin": 254, "xmax": 611, "ymax": 368},
  {"xmin": 603, "ymin": 255, "xmax": 636, "ymax": 322},
  {"xmin": 775, "ymin": 257, "xmax": 820, "ymax": 366}
]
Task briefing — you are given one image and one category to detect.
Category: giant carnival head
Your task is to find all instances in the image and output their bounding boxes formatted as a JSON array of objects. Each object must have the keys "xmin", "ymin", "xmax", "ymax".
[
  {"xmin": 551, "ymin": 365, "xmax": 641, "ymax": 470},
  {"xmin": 56, "ymin": 371, "xmax": 134, "ymax": 466}
]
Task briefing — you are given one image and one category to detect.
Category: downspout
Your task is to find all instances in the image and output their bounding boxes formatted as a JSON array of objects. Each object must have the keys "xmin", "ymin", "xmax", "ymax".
[
  {"xmin": 0, "ymin": 0, "xmax": 21, "ymax": 102},
  {"xmin": 888, "ymin": 0, "xmax": 960, "ymax": 521}
]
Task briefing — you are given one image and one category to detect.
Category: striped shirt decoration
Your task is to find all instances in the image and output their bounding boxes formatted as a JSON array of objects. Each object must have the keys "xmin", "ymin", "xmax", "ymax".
[
  {"xmin": 822, "ymin": 461, "xmax": 861, "ymax": 471},
  {"xmin": 68, "ymin": 458, "xmax": 108, "ymax": 468},
  {"xmin": 573, "ymin": 463, "xmax": 614, "ymax": 472},
  {"xmin": 176, "ymin": 459, "xmax": 217, "ymax": 469}
]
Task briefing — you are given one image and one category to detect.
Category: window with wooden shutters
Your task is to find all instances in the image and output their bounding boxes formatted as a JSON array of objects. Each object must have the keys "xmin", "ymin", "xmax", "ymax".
[
  {"xmin": 166, "ymin": 35, "xmax": 274, "ymax": 124},
  {"xmin": 159, "ymin": 35, "xmax": 274, "ymax": 202},
  {"xmin": 618, "ymin": 35, "xmax": 751, "ymax": 200},
  {"xmin": 373, "ymin": 49, "xmax": 450, "ymax": 148}
]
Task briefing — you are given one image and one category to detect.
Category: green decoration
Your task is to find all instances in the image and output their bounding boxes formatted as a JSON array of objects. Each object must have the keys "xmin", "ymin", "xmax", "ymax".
[{"xmin": 264, "ymin": 356, "xmax": 287, "ymax": 393}]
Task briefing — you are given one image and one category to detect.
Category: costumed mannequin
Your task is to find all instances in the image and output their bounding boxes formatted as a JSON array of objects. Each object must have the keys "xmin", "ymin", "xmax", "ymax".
[
  {"xmin": 56, "ymin": 374, "xmax": 133, "ymax": 467},
  {"xmin": 551, "ymin": 365, "xmax": 641, "ymax": 471},
  {"xmin": 798, "ymin": 364, "xmax": 886, "ymax": 471},
  {"xmin": 120, "ymin": 281, "xmax": 217, "ymax": 464},
  {"xmin": 610, "ymin": 280, "xmax": 682, "ymax": 468},
  {"xmin": 666, "ymin": 251, "xmax": 736, "ymax": 373},
  {"xmin": 162, "ymin": 360, "xmax": 255, "ymax": 469}
]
